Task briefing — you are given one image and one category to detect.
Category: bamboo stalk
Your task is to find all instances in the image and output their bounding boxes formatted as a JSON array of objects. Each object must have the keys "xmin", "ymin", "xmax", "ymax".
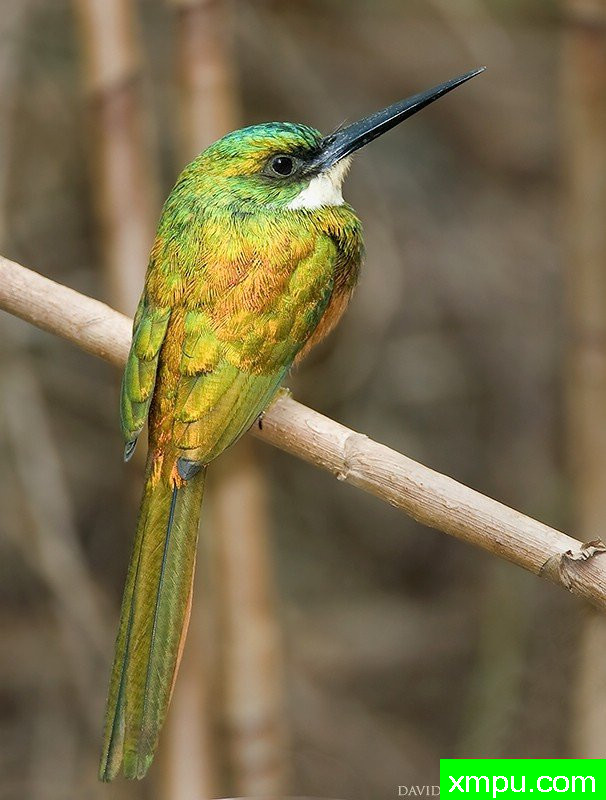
[
  {"xmin": 1, "ymin": 255, "xmax": 605, "ymax": 611},
  {"xmin": 563, "ymin": 0, "xmax": 606, "ymax": 757},
  {"xmin": 72, "ymin": 0, "xmax": 158, "ymax": 315},
  {"xmin": 212, "ymin": 445, "xmax": 289, "ymax": 795},
  {"xmin": 169, "ymin": 0, "xmax": 238, "ymax": 162},
  {"xmin": 161, "ymin": 3, "xmax": 226, "ymax": 795},
  {"xmin": 167, "ymin": 0, "xmax": 288, "ymax": 793}
]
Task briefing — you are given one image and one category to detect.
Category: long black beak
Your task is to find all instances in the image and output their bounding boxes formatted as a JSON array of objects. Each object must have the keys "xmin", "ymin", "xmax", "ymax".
[{"xmin": 311, "ymin": 67, "xmax": 485, "ymax": 172}]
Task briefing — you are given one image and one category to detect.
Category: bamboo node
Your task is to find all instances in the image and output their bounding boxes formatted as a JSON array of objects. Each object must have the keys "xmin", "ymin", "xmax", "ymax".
[{"xmin": 540, "ymin": 539, "xmax": 606, "ymax": 592}]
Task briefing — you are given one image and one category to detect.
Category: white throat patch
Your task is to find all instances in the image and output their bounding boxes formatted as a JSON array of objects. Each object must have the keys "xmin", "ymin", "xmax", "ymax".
[{"xmin": 286, "ymin": 157, "xmax": 351, "ymax": 210}]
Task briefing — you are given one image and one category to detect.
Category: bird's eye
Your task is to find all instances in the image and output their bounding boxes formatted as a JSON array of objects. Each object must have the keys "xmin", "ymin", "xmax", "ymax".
[{"xmin": 269, "ymin": 155, "xmax": 295, "ymax": 177}]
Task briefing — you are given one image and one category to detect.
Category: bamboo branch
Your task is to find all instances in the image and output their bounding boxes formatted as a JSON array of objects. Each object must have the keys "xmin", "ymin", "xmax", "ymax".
[
  {"xmin": 1, "ymin": 254, "xmax": 606, "ymax": 610},
  {"xmin": 563, "ymin": 0, "xmax": 606, "ymax": 756}
]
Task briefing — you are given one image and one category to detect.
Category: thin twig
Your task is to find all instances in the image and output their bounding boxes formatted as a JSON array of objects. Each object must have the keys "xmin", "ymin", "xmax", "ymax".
[{"xmin": 1, "ymin": 255, "xmax": 605, "ymax": 610}]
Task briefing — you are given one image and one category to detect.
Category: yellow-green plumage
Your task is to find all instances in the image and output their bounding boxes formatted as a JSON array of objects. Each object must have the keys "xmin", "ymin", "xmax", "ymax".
[{"xmin": 100, "ymin": 122, "xmax": 363, "ymax": 781}]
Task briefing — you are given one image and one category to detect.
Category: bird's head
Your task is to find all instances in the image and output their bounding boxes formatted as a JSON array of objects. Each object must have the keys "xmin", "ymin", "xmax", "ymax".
[{"xmin": 181, "ymin": 67, "xmax": 485, "ymax": 213}]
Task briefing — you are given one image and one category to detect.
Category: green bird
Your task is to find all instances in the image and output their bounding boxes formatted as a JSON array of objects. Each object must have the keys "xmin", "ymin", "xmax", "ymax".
[{"xmin": 99, "ymin": 67, "xmax": 484, "ymax": 781}]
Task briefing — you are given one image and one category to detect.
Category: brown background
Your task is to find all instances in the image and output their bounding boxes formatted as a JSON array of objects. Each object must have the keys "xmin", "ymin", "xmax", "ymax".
[{"xmin": 0, "ymin": 1, "xmax": 598, "ymax": 799}]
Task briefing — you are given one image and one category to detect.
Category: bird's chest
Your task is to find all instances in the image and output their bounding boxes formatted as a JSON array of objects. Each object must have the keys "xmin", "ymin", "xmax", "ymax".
[{"xmin": 294, "ymin": 212, "xmax": 363, "ymax": 360}]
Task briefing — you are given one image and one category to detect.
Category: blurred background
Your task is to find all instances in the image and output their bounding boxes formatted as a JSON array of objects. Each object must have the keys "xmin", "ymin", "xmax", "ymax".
[{"xmin": 1, "ymin": 0, "xmax": 605, "ymax": 798}]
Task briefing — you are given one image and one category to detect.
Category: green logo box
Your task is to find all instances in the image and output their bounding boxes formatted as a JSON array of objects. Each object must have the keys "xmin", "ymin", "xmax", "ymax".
[{"xmin": 440, "ymin": 759, "xmax": 605, "ymax": 797}]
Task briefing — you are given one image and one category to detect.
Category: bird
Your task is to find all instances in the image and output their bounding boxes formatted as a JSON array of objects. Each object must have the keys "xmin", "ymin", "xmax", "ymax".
[{"xmin": 99, "ymin": 66, "xmax": 485, "ymax": 781}]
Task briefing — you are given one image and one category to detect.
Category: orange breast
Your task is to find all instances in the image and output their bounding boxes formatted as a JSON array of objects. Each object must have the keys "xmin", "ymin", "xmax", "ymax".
[{"xmin": 295, "ymin": 283, "xmax": 355, "ymax": 363}]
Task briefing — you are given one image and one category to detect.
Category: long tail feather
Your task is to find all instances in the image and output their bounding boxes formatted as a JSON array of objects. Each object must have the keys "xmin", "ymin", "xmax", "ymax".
[{"xmin": 99, "ymin": 457, "xmax": 206, "ymax": 781}]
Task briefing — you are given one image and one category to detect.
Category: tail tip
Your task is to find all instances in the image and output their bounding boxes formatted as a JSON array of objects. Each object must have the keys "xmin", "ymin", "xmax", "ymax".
[
  {"xmin": 98, "ymin": 751, "xmax": 154, "ymax": 782},
  {"xmin": 123, "ymin": 749, "xmax": 154, "ymax": 780}
]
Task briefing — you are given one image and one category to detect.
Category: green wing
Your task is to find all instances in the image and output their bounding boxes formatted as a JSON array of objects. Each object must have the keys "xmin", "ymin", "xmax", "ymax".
[
  {"xmin": 120, "ymin": 297, "xmax": 171, "ymax": 458},
  {"xmin": 172, "ymin": 309, "xmax": 289, "ymax": 467}
]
